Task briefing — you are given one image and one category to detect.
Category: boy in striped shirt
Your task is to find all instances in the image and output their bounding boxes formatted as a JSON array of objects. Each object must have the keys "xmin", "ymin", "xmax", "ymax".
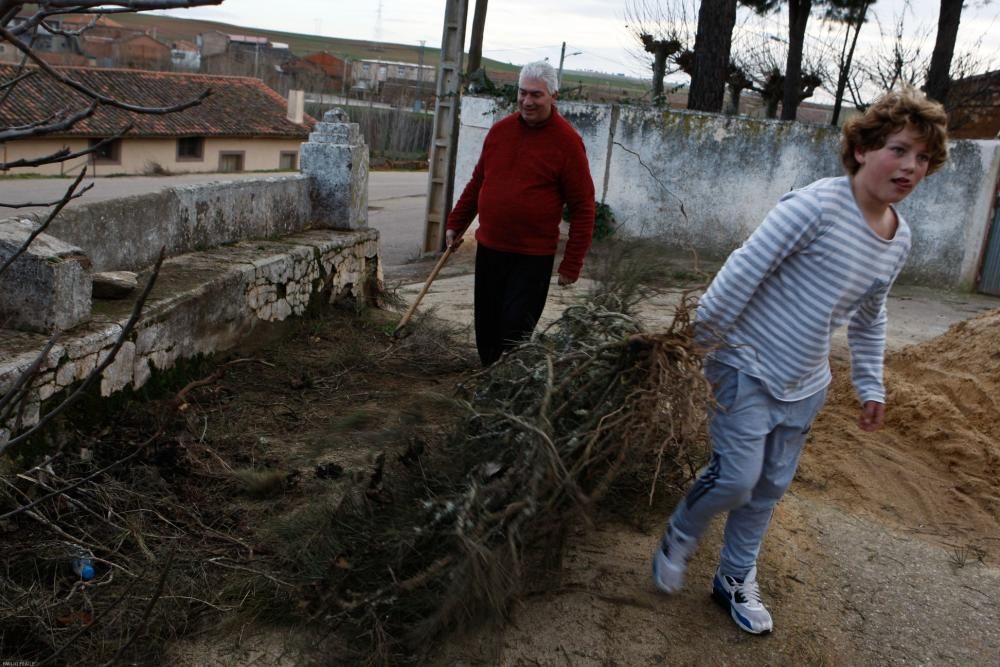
[{"xmin": 652, "ymin": 88, "xmax": 949, "ymax": 634}]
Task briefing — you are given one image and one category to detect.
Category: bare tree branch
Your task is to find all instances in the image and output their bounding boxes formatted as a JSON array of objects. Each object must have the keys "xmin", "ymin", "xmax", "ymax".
[
  {"xmin": 0, "ymin": 67, "xmax": 34, "ymax": 91},
  {"xmin": 39, "ymin": 14, "xmax": 97, "ymax": 38},
  {"xmin": 99, "ymin": 547, "xmax": 176, "ymax": 667},
  {"xmin": 0, "ymin": 427, "xmax": 162, "ymax": 525},
  {"xmin": 3, "ymin": 0, "xmax": 222, "ymax": 35},
  {"xmin": 0, "ymin": 24, "xmax": 212, "ymax": 114},
  {"xmin": 0, "ymin": 169, "xmax": 91, "ymax": 277},
  {"xmin": 0, "ymin": 126, "xmax": 133, "ymax": 170},
  {"xmin": 0, "ymin": 335, "xmax": 60, "ymax": 420},
  {"xmin": 0, "ymin": 190, "xmax": 93, "ymax": 209},
  {"xmin": 34, "ymin": 0, "xmax": 222, "ymax": 8},
  {"xmin": 0, "ymin": 102, "xmax": 97, "ymax": 141}
]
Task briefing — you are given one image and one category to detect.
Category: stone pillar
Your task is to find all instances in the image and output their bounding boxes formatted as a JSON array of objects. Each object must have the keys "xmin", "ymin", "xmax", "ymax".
[
  {"xmin": 0, "ymin": 219, "xmax": 92, "ymax": 333},
  {"xmin": 300, "ymin": 108, "xmax": 369, "ymax": 230}
]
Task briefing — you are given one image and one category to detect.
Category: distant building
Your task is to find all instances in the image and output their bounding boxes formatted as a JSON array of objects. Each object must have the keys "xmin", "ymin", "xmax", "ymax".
[
  {"xmin": 198, "ymin": 31, "xmax": 295, "ymax": 93},
  {"xmin": 947, "ymin": 70, "xmax": 1000, "ymax": 139},
  {"xmin": 170, "ymin": 40, "xmax": 201, "ymax": 71},
  {"xmin": 80, "ymin": 34, "xmax": 115, "ymax": 64},
  {"xmin": 283, "ymin": 51, "xmax": 351, "ymax": 97},
  {"xmin": 352, "ymin": 58, "xmax": 435, "ymax": 105},
  {"xmin": 0, "ymin": 65, "xmax": 313, "ymax": 176},
  {"xmin": 111, "ymin": 34, "xmax": 171, "ymax": 70}
]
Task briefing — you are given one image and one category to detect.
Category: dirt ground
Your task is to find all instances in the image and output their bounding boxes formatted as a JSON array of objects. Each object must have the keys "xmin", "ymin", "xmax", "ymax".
[
  {"xmin": 415, "ymin": 242, "xmax": 1000, "ymax": 667},
  {"xmin": 6, "ymin": 239, "xmax": 999, "ymax": 666}
]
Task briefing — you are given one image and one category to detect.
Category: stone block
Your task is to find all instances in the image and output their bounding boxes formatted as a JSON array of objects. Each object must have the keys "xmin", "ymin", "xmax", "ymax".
[
  {"xmin": 0, "ymin": 219, "xmax": 92, "ymax": 333},
  {"xmin": 92, "ymin": 270, "xmax": 138, "ymax": 299},
  {"xmin": 300, "ymin": 108, "xmax": 369, "ymax": 231}
]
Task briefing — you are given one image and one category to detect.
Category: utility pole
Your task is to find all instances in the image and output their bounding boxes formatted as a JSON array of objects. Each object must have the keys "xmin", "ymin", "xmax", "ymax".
[
  {"xmin": 557, "ymin": 41, "xmax": 566, "ymax": 88},
  {"xmin": 556, "ymin": 42, "xmax": 581, "ymax": 90},
  {"xmin": 466, "ymin": 0, "xmax": 488, "ymax": 75},
  {"xmin": 423, "ymin": 0, "xmax": 470, "ymax": 253}
]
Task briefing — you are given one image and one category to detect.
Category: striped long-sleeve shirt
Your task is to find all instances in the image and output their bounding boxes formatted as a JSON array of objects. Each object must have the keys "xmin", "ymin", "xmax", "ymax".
[{"xmin": 699, "ymin": 176, "xmax": 911, "ymax": 403}]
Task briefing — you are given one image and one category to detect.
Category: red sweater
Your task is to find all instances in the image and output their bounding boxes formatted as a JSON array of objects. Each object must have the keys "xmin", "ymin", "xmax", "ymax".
[{"xmin": 446, "ymin": 109, "xmax": 596, "ymax": 281}]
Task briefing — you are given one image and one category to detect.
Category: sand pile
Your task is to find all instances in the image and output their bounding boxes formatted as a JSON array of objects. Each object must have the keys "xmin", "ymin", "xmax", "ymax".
[{"xmin": 800, "ymin": 308, "xmax": 1000, "ymax": 544}]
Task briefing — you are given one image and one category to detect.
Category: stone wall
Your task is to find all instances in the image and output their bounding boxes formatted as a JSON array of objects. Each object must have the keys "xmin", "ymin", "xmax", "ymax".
[
  {"xmin": 455, "ymin": 96, "xmax": 1000, "ymax": 291},
  {"xmin": 44, "ymin": 175, "xmax": 312, "ymax": 272},
  {"xmin": 0, "ymin": 229, "xmax": 380, "ymax": 437}
]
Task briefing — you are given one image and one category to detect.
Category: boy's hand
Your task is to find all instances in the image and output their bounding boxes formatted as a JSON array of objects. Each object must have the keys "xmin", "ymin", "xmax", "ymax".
[
  {"xmin": 858, "ymin": 401, "xmax": 885, "ymax": 432},
  {"xmin": 445, "ymin": 229, "xmax": 463, "ymax": 249}
]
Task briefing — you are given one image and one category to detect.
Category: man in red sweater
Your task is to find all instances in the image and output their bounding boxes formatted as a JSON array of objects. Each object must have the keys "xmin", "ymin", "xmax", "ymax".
[{"xmin": 445, "ymin": 60, "xmax": 596, "ymax": 366}]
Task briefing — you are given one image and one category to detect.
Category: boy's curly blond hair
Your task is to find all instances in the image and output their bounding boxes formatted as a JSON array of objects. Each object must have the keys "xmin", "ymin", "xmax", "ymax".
[{"xmin": 841, "ymin": 87, "xmax": 949, "ymax": 176}]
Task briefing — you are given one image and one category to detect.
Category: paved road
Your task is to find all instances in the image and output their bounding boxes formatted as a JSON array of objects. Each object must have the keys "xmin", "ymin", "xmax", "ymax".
[{"xmin": 0, "ymin": 170, "xmax": 430, "ymax": 271}]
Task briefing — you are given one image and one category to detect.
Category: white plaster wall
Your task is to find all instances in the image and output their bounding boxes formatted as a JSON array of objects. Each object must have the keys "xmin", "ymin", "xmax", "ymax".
[
  {"xmin": 452, "ymin": 98, "xmax": 505, "ymax": 205},
  {"xmin": 456, "ymin": 95, "xmax": 1000, "ymax": 291},
  {"xmin": 1, "ymin": 137, "xmax": 305, "ymax": 176},
  {"xmin": 452, "ymin": 99, "xmax": 615, "ymax": 209}
]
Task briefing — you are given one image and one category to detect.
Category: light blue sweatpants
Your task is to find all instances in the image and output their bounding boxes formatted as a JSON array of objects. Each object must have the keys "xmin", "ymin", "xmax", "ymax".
[{"xmin": 669, "ymin": 359, "xmax": 828, "ymax": 578}]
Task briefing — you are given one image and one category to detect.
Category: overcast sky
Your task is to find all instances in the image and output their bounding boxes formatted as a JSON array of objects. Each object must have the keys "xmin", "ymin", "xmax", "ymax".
[{"xmin": 155, "ymin": 0, "xmax": 1000, "ymax": 87}]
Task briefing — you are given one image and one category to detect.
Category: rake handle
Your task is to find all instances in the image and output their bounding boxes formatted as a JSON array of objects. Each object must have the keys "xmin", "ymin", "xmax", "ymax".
[{"xmin": 395, "ymin": 245, "xmax": 454, "ymax": 332}]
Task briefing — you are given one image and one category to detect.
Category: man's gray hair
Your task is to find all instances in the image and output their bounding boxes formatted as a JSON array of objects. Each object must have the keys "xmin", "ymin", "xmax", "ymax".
[{"xmin": 519, "ymin": 60, "xmax": 559, "ymax": 94}]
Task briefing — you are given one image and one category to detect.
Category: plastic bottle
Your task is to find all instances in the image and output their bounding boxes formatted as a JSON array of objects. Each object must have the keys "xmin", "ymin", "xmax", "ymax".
[{"xmin": 72, "ymin": 556, "xmax": 95, "ymax": 581}]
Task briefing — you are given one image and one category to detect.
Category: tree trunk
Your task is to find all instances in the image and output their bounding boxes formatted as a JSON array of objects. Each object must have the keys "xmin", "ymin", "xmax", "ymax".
[
  {"xmin": 780, "ymin": 0, "xmax": 812, "ymax": 121},
  {"xmin": 924, "ymin": 0, "xmax": 962, "ymax": 104},
  {"xmin": 831, "ymin": 1, "xmax": 869, "ymax": 126},
  {"xmin": 688, "ymin": 0, "xmax": 738, "ymax": 112},
  {"xmin": 651, "ymin": 48, "xmax": 668, "ymax": 103},
  {"xmin": 726, "ymin": 86, "xmax": 743, "ymax": 115}
]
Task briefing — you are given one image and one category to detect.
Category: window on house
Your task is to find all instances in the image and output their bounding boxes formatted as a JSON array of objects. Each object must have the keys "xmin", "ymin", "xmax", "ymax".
[
  {"xmin": 279, "ymin": 151, "xmax": 297, "ymax": 171},
  {"xmin": 218, "ymin": 151, "xmax": 245, "ymax": 173},
  {"xmin": 88, "ymin": 138, "xmax": 121, "ymax": 164},
  {"xmin": 177, "ymin": 136, "xmax": 204, "ymax": 160}
]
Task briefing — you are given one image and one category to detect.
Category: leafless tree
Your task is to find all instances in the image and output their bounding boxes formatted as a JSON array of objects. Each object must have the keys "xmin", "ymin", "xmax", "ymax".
[
  {"xmin": 820, "ymin": 0, "xmax": 874, "ymax": 125},
  {"xmin": 624, "ymin": 0, "xmax": 699, "ymax": 104},
  {"xmin": 847, "ymin": 6, "xmax": 997, "ymax": 130},
  {"xmin": 729, "ymin": 27, "xmax": 828, "ymax": 118},
  {"xmin": 0, "ymin": 0, "xmax": 223, "ymax": 455}
]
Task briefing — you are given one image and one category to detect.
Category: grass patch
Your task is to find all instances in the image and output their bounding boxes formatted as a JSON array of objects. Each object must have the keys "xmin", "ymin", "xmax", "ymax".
[{"xmin": 231, "ymin": 468, "xmax": 289, "ymax": 498}]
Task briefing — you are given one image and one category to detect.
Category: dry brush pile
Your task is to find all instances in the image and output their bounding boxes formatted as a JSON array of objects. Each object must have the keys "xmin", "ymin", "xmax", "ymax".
[{"xmin": 301, "ymin": 294, "xmax": 713, "ymax": 663}]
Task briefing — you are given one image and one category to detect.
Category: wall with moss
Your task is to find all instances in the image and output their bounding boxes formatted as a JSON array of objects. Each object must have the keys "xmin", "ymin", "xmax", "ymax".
[{"xmin": 456, "ymin": 96, "xmax": 1000, "ymax": 291}]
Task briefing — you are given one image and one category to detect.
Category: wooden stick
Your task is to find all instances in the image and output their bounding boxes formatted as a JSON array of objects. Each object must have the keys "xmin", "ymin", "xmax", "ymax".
[{"xmin": 394, "ymin": 245, "xmax": 454, "ymax": 334}]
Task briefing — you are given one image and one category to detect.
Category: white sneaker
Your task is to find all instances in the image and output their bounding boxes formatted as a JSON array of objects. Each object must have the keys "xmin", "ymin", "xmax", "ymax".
[
  {"xmin": 651, "ymin": 523, "xmax": 696, "ymax": 594},
  {"xmin": 711, "ymin": 565, "xmax": 774, "ymax": 634}
]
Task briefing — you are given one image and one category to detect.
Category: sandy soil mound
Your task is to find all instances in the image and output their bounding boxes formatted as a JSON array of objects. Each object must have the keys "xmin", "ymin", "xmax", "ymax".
[{"xmin": 800, "ymin": 308, "xmax": 1000, "ymax": 545}]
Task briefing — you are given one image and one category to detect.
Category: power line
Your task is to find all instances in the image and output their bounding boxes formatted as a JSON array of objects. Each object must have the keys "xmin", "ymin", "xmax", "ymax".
[{"xmin": 482, "ymin": 44, "xmax": 564, "ymax": 53}]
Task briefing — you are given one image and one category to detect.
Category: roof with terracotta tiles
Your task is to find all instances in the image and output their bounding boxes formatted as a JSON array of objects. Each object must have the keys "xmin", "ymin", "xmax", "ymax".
[{"xmin": 0, "ymin": 65, "xmax": 314, "ymax": 138}]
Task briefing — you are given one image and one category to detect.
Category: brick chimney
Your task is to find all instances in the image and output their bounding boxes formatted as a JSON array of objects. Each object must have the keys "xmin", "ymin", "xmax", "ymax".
[{"xmin": 287, "ymin": 89, "xmax": 304, "ymax": 124}]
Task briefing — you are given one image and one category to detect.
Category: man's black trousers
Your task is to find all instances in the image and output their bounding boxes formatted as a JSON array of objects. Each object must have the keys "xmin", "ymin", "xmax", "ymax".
[{"xmin": 474, "ymin": 244, "xmax": 555, "ymax": 367}]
